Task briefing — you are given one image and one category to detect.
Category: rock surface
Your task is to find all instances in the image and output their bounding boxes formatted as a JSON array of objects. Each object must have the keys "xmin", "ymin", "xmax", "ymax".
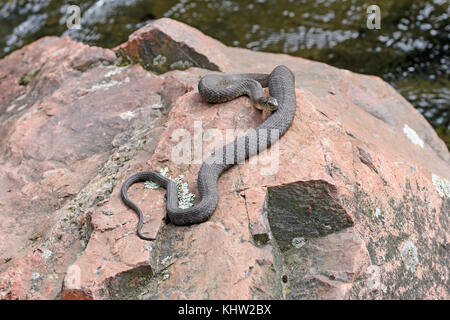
[{"xmin": 0, "ymin": 18, "xmax": 448, "ymax": 300}]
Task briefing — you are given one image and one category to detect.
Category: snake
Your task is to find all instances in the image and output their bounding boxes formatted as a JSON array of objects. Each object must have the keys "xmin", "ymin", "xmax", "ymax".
[{"xmin": 121, "ymin": 65, "xmax": 296, "ymax": 240}]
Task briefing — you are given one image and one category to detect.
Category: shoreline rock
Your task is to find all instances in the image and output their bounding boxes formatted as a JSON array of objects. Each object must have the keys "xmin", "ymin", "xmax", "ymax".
[{"xmin": 0, "ymin": 18, "xmax": 448, "ymax": 300}]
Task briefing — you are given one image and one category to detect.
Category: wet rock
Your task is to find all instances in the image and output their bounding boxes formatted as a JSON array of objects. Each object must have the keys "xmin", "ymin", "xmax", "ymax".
[
  {"xmin": 267, "ymin": 180, "xmax": 354, "ymax": 251},
  {"xmin": 0, "ymin": 18, "xmax": 448, "ymax": 300},
  {"xmin": 115, "ymin": 18, "xmax": 225, "ymax": 73}
]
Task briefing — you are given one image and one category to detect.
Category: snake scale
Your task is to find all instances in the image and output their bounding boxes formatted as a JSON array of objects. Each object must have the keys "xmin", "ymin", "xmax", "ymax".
[{"xmin": 121, "ymin": 65, "xmax": 296, "ymax": 240}]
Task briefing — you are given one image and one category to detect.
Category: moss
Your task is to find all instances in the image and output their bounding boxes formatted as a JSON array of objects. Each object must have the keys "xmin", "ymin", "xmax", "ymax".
[
  {"xmin": 115, "ymin": 53, "xmax": 134, "ymax": 67},
  {"xmin": 19, "ymin": 67, "xmax": 41, "ymax": 86},
  {"xmin": 253, "ymin": 232, "xmax": 270, "ymax": 245},
  {"xmin": 106, "ymin": 265, "xmax": 154, "ymax": 299}
]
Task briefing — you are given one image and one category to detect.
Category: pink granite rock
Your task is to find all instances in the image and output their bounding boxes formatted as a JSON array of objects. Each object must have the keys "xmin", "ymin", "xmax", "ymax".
[{"xmin": 0, "ymin": 19, "xmax": 448, "ymax": 300}]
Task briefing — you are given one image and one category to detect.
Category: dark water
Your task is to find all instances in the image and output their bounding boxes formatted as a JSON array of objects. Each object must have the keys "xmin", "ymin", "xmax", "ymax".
[{"xmin": 1, "ymin": 0, "xmax": 449, "ymax": 148}]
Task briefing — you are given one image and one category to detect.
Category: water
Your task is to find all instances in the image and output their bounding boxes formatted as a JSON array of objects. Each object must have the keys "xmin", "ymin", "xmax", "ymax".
[{"xmin": 1, "ymin": 0, "xmax": 449, "ymax": 148}]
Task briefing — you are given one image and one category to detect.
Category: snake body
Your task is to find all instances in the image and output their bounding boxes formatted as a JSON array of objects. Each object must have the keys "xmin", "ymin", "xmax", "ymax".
[{"xmin": 121, "ymin": 65, "xmax": 296, "ymax": 240}]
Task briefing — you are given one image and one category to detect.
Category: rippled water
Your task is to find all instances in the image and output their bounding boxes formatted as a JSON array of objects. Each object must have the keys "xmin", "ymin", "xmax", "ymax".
[{"xmin": 1, "ymin": 0, "xmax": 449, "ymax": 147}]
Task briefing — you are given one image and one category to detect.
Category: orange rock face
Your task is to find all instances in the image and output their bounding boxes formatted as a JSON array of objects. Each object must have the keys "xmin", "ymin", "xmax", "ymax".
[{"xmin": 0, "ymin": 18, "xmax": 448, "ymax": 300}]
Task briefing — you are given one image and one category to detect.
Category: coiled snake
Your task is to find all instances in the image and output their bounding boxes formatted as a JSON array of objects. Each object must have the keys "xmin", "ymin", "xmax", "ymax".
[{"xmin": 121, "ymin": 65, "xmax": 296, "ymax": 240}]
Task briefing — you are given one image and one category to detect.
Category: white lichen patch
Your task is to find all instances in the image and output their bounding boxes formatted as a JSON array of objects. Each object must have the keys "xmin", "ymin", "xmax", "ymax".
[
  {"xmin": 41, "ymin": 249, "xmax": 53, "ymax": 260},
  {"xmin": 173, "ymin": 175, "xmax": 196, "ymax": 209},
  {"xmin": 400, "ymin": 240, "xmax": 419, "ymax": 273},
  {"xmin": 144, "ymin": 181, "xmax": 160, "ymax": 190},
  {"xmin": 31, "ymin": 273, "xmax": 41, "ymax": 281},
  {"xmin": 145, "ymin": 242, "xmax": 154, "ymax": 253},
  {"xmin": 104, "ymin": 66, "xmax": 125, "ymax": 78},
  {"xmin": 403, "ymin": 124, "xmax": 424, "ymax": 148},
  {"xmin": 87, "ymin": 76, "xmax": 130, "ymax": 92},
  {"xmin": 153, "ymin": 55, "xmax": 167, "ymax": 66},
  {"xmin": 375, "ymin": 207, "xmax": 381, "ymax": 218},
  {"xmin": 143, "ymin": 168, "xmax": 195, "ymax": 209},
  {"xmin": 432, "ymin": 174, "xmax": 450, "ymax": 198},
  {"xmin": 6, "ymin": 103, "xmax": 17, "ymax": 112},
  {"xmin": 119, "ymin": 110, "xmax": 136, "ymax": 121},
  {"xmin": 17, "ymin": 104, "xmax": 28, "ymax": 112},
  {"xmin": 170, "ymin": 60, "xmax": 193, "ymax": 70},
  {"xmin": 292, "ymin": 237, "xmax": 306, "ymax": 249},
  {"xmin": 160, "ymin": 167, "xmax": 169, "ymax": 176},
  {"xmin": 151, "ymin": 102, "xmax": 163, "ymax": 109},
  {"xmin": 161, "ymin": 255, "xmax": 172, "ymax": 266}
]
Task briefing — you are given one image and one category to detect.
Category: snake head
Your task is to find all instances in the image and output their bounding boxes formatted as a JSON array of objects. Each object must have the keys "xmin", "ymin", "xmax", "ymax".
[{"xmin": 256, "ymin": 96, "xmax": 279, "ymax": 111}]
